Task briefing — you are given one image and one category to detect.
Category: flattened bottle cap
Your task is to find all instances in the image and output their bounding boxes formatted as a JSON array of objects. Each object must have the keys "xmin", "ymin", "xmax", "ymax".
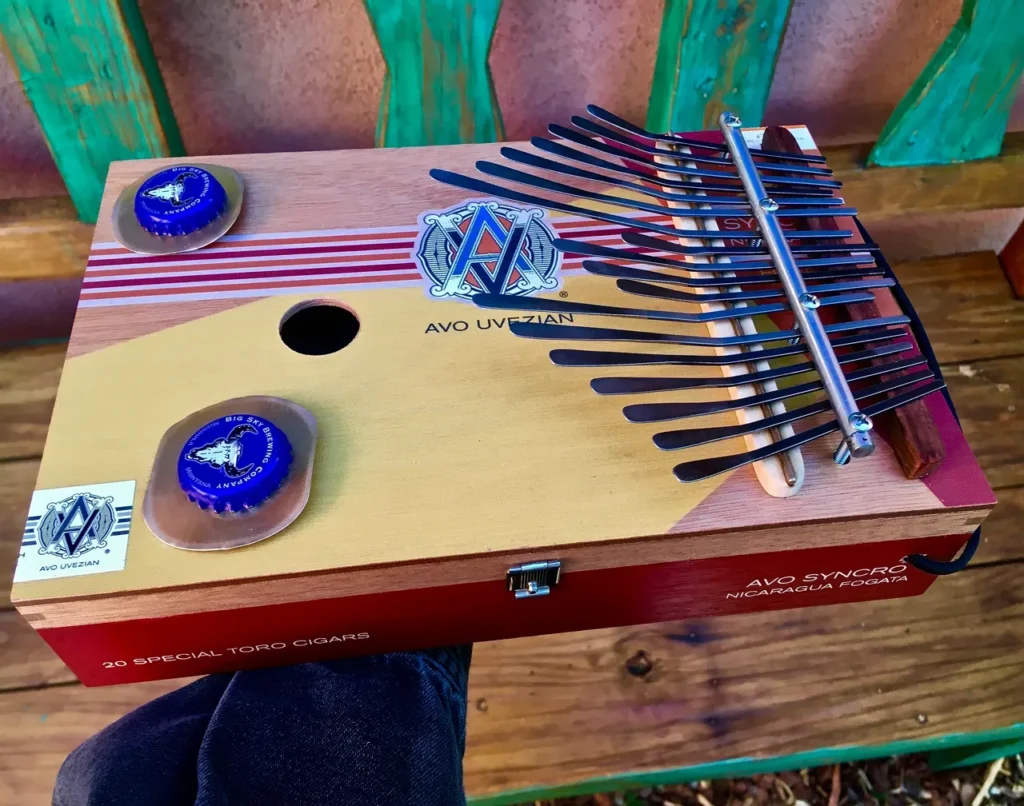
[
  {"xmin": 177, "ymin": 414, "xmax": 292, "ymax": 514},
  {"xmin": 134, "ymin": 166, "xmax": 228, "ymax": 237}
]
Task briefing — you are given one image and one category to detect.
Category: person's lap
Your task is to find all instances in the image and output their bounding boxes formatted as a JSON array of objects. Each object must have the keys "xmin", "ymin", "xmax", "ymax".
[{"xmin": 53, "ymin": 646, "xmax": 472, "ymax": 806}]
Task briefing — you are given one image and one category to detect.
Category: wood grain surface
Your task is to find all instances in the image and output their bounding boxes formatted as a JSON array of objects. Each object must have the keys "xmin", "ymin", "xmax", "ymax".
[
  {"xmin": 943, "ymin": 355, "xmax": 1024, "ymax": 490},
  {"xmin": 893, "ymin": 252, "xmax": 1024, "ymax": 364},
  {"xmin": 0, "ymin": 198, "xmax": 88, "ymax": 343},
  {"xmin": 977, "ymin": 486, "xmax": 1024, "ymax": 565},
  {"xmin": 0, "ymin": 610, "xmax": 74, "ymax": 691},
  {"xmin": 0, "ymin": 198, "xmax": 90, "ymax": 283},
  {"xmin": 0, "ymin": 461, "xmax": 39, "ymax": 609},
  {"xmin": 0, "ymin": 564, "xmax": 1021, "ymax": 803},
  {"xmin": 836, "ymin": 133, "xmax": 1024, "ymax": 219},
  {"xmin": 462, "ymin": 563, "xmax": 1024, "ymax": 797},
  {"xmin": 0, "ymin": 343, "xmax": 66, "ymax": 461}
]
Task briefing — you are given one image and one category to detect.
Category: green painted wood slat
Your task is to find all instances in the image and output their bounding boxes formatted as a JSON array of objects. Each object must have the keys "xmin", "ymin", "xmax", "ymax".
[
  {"xmin": 869, "ymin": 0, "xmax": 1024, "ymax": 167},
  {"xmin": 0, "ymin": 0, "xmax": 184, "ymax": 223},
  {"xmin": 646, "ymin": 0, "xmax": 794, "ymax": 134},
  {"xmin": 363, "ymin": 0, "xmax": 504, "ymax": 148}
]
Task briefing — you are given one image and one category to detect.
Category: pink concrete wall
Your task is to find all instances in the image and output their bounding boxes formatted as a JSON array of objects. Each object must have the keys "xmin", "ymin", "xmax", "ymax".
[{"xmin": 1, "ymin": 0, "xmax": 1021, "ymax": 255}]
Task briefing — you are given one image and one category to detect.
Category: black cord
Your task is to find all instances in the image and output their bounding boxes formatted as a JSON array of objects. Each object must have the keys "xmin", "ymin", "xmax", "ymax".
[{"xmin": 853, "ymin": 219, "xmax": 980, "ymax": 576}]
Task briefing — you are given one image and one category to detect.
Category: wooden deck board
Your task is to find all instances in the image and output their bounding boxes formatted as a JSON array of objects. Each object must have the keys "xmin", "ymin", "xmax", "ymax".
[
  {"xmin": 0, "ymin": 460, "xmax": 40, "ymax": 609},
  {"xmin": 0, "ymin": 565, "xmax": 1021, "ymax": 803},
  {"xmin": 943, "ymin": 355, "xmax": 1024, "ymax": 490},
  {"xmin": 978, "ymin": 486, "xmax": 1024, "ymax": 564},
  {"xmin": 0, "ymin": 344, "xmax": 66, "ymax": 461},
  {"xmin": 0, "ymin": 611, "xmax": 75, "ymax": 691},
  {"xmin": 894, "ymin": 251, "xmax": 1024, "ymax": 364}
]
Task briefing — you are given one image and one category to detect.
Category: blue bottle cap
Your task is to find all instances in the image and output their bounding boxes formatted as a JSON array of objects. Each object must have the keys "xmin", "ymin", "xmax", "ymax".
[
  {"xmin": 177, "ymin": 415, "xmax": 292, "ymax": 514},
  {"xmin": 134, "ymin": 166, "xmax": 228, "ymax": 237}
]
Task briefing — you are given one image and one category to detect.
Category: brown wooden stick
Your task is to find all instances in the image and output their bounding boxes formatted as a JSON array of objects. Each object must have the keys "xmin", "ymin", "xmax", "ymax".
[{"xmin": 760, "ymin": 126, "xmax": 945, "ymax": 479}]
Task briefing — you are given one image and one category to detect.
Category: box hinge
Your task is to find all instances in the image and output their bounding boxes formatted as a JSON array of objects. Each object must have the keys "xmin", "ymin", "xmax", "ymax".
[{"xmin": 506, "ymin": 560, "xmax": 561, "ymax": 599}]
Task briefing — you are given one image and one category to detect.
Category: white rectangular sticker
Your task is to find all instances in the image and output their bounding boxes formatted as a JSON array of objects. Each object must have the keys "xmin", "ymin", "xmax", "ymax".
[{"xmin": 14, "ymin": 480, "xmax": 136, "ymax": 583}]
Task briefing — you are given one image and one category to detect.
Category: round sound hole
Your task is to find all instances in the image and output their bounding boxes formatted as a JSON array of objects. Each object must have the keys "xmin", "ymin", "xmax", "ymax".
[{"xmin": 279, "ymin": 301, "xmax": 360, "ymax": 355}]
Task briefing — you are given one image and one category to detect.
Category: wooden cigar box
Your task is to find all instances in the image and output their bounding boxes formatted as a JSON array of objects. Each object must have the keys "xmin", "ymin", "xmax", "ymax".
[{"xmin": 11, "ymin": 121, "xmax": 995, "ymax": 686}]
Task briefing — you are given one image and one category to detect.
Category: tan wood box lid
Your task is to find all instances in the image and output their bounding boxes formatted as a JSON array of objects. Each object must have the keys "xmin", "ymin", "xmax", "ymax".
[{"xmin": 12, "ymin": 137, "xmax": 995, "ymax": 614}]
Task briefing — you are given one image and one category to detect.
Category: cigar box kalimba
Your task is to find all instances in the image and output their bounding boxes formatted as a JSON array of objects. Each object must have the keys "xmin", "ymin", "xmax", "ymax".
[{"xmin": 12, "ymin": 108, "xmax": 995, "ymax": 686}]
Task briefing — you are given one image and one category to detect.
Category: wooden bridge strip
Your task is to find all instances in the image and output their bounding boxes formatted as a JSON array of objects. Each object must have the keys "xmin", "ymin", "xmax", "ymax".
[{"xmin": 0, "ymin": 564, "xmax": 1021, "ymax": 803}]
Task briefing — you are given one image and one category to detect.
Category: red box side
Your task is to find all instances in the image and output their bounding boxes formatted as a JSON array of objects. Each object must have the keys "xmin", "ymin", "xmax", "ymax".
[{"xmin": 40, "ymin": 533, "xmax": 967, "ymax": 686}]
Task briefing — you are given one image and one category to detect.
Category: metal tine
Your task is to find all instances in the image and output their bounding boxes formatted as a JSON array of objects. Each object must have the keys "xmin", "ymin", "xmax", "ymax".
[
  {"xmin": 622, "ymin": 357, "xmax": 930, "ymax": 422},
  {"xmin": 531, "ymin": 138, "xmax": 835, "ymax": 198},
  {"xmin": 584, "ymin": 104, "xmax": 829, "ymax": 166},
  {"xmin": 499, "ymin": 147, "xmax": 847, "ymax": 208},
  {"xmin": 584, "ymin": 261, "xmax": 884, "ymax": 289},
  {"xmin": 549, "ymin": 328, "xmax": 909, "ymax": 368},
  {"xmin": 671, "ymin": 380, "xmax": 946, "ymax": 482},
  {"xmin": 622, "ymin": 230, "xmax": 876, "ymax": 257},
  {"xmin": 657, "ymin": 373, "xmax": 936, "ymax": 452},
  {"xmin": 618, "ymin": 276, "xmax": 892, "ymax": 304},
  {"xmin": 476, "ymin": 161, "xmax": 855, "ymax": 220},
  {"xmin": 592, "ymin": 342, "xmax": 910, "ymax": 395},
  {"xmin": 571, "ymin": 115, "xmax": 834, "ymax": 178},
  {"xmin": 472, "ymin": 290, "xmax": 875, "ymax": 326},
  {"xmin": 556, "ymin": 238, "xmax": 877, "ymax": 273},
  {"xmin": 507, "ymin": 315, "xmax": 911, "ymax": 349},
  {"xmin": 429, "ymin": 169, "xmax": 846, "ymax": 242},
  {"xmin": 548, "ymin": 124, "xmax": 843, "ymax": 191},
  {"xmin": 582, "ymin": 251, "xmax": 857, "ymax": 277}
]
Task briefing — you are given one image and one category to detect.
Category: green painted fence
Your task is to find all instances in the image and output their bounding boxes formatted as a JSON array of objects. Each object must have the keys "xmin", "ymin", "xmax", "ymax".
[
  {"xmin": 869, "ymin": 0, "xmax": 1024, "ymax": 167},
  {"xmin": 0, "ymin": 0, "xmax": 183, "ymax": 222},
  {"xmin": 363, "ymin": 0, "xmax": 505, "ymax": 148},
  {"xmin": 646, "ymin": 0, "xmax": 794, "ymax": 133},
  {"xmin": 3, "ymin": 0, "xmax": 1021, "ymax": 220}
]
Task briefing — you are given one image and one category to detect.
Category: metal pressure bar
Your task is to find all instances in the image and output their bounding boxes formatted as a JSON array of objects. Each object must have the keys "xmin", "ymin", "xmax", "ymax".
[{"xmin": 717, "ymin": 112, "xmax": 874, "ymax": 459}]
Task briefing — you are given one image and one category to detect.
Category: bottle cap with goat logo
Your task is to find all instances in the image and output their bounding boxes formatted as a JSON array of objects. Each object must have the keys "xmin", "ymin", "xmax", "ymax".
[
  {"xmin": 177, "ymin": 414, "xmax": 293, "ymax": 514},
  {"xmin": 134, "ymin": 165, "xmax": 228, "ymax": 237}
]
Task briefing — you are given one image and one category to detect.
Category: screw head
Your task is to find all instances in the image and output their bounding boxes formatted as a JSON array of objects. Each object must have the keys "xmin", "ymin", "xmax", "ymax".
[
  {"xmin": 849, "ymin": 411, "xmax": 873, "ymax": 432},
  {"xmin": 798, "ymin": 292, "xmax": 820, "ymax": 310},
  {"xmin": 722, "ymin": 112, "xmax": 742, "ymax": 128},
  {"xmin": 759, "ymin": 197, "xmax": 780, "ymax": 213}
]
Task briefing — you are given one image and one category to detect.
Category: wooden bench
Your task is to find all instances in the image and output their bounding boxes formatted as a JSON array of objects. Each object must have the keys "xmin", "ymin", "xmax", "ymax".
[{"xmin": 2, "ymin": 240, "xmax": 1023, "ymax": 803}]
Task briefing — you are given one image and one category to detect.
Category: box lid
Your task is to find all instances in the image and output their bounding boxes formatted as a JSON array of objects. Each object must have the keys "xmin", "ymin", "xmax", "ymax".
[{"xmin": 12, "ymin": 131, "xmax": 994, "ymax": 616}]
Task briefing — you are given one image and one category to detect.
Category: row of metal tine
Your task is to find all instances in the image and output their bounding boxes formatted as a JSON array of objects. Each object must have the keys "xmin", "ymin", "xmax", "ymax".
[{"xmin": 429, "ymin": 105, "xmax": 945, "ymax": 484}]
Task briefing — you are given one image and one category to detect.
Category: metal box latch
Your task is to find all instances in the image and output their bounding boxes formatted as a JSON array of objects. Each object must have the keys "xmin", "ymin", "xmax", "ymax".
[{"xmin": 506, "ymin": 560, "xmax": 561, "ymax": 599}]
